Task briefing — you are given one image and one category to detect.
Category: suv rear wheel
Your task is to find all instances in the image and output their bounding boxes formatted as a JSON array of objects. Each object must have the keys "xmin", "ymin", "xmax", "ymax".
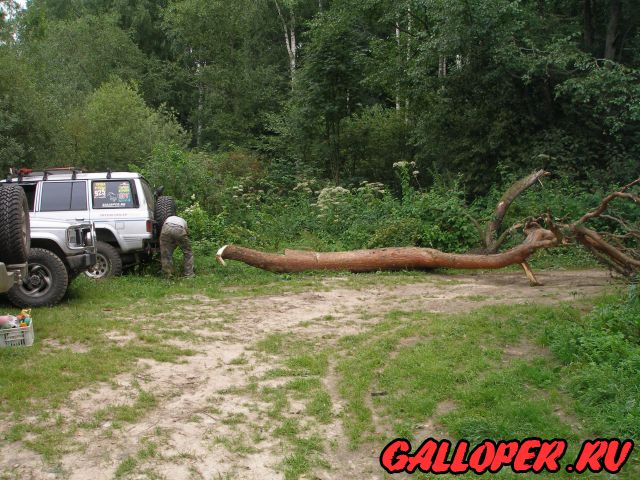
[
  {"xmin": 84, "ymin": 241, "xmax": 122, "ymax": 279},
  {"xmin": 7, "ymin": 248, "xmax": 68, "ymax": 307},
  {"xmin": 0, "ymin": 184, "xmax": 30, "ymax": 264}
]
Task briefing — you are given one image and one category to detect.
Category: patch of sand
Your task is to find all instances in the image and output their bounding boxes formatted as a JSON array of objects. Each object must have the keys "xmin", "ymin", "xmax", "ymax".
[{"xmin": 0, "ymin": 269, "xmax": 615, "ymax": 479}]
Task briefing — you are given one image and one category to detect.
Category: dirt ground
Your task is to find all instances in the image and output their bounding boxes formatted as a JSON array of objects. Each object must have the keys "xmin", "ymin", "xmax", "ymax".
[{"xmin": 1, "ymin": 269, "xmax": 615, "ymax": 480}]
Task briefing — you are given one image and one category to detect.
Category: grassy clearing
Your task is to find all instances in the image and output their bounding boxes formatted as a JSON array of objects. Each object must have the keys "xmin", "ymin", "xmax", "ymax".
[
  {"xmin": 241, "ymin": 283, "xmax": 638, "ymax": 479},
  {"xmin": 249, "ymin": 334, "xmax": 334, "ymax": 479},
  {"xmin": 0, "ymin": 258, "xmax": 634, "ymax": 479},
  {"xmin": 331, "ymin": 291, "xmax": 639, "ymax": 479},
  {"xmin": 0, "ymin": 260, "xmax": 331, "ymax": 412},
  {"xmin": 0, "ymin": 258, "xmax": 357, "ymax": 473}
]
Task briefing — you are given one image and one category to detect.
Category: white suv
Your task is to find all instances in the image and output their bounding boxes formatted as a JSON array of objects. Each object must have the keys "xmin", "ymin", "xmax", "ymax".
[{"xmin": 2, "ymin": 170, "xmax": 176, "ymax": 278}]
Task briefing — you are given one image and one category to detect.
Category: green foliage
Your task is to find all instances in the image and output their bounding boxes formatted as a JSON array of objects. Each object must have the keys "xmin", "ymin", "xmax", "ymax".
[
  {"xmin": 66, "ymin": 79, "xmax": 185, "ymax": 170},
  {"xmin": 545, "ymin": 286, "xmax": 640, "ymax": 438},
  {"xmin": 0, "ymin": 47, "xmax": 57, "ymax": 170},
  {"xmin": 2, "ymin": 0, "xmax": 638, "ymax": 268},
  {"xmin": 163, "ymin": 0, "xmax": 288, "ymax": 148},
  {"xmin": 168, "ymin": 161, "xmax": 480, "ymax": 253},
  {"xmin": 340, "ymin": 106, "xmax": 412, "ymax": 183},
  {"xmin": 141, "ymin": 144, "xmax": 263, "ymax": 213},
  {"xmin": 23, "ymin": 14, "xmax": 146, "ymax": 108}
]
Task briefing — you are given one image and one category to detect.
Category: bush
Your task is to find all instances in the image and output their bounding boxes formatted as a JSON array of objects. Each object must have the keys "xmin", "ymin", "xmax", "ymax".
[
  {"xmin": 68, "ymin": 79, "xmax": 185, "ymax": 170},
  {"xmin": 140, "ymin": 144, "xmax": 263, "ymax": 215},
  {"xmin": 142, "ymin": 147, "xmax": 628, "ymax": 263},
  {"xmin": 545, "ymin": 284, "xmax": 640, "ymax": 438}
]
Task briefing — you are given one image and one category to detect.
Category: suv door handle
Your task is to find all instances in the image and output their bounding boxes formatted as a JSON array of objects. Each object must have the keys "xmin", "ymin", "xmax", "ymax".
[{"xmin": 75, "ymin": 218, "xmax": 85, "ymax": 221}]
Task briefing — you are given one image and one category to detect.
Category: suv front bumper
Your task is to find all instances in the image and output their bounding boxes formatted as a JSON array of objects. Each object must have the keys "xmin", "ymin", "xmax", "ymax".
[{"xmin": 67, "ymin": 252, "xmax": 97, "ymax": 271}]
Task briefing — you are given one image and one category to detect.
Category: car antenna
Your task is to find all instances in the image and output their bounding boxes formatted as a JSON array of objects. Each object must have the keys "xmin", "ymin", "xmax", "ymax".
[
  {"xmin": 43, "ymin": 170, "xmax": 50, "ymax": 181},
  {"xmin": 107, "ymin": 169, "xmax": 112, "ymax": 179}
]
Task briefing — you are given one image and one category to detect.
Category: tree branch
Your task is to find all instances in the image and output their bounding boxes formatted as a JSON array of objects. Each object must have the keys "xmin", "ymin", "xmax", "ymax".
[{"xmin": 483, "ymin": 169, "xmax": 550, "ymax": 253}]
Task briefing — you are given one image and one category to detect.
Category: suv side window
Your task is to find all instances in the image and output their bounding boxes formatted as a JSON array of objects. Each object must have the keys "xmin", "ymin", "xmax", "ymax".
[
  {"xmin": 92, "ymin": 180, "xmax": 139, "ymax": 209},
  {"xmin": 40, "ymin": 181, "xmax": 87, "ymax": 212},
  {"xmin": 20, "ymin": 183, "xmax": 37, "ymax": 211},
  {"xmin": 140, "ymin": 180, "xmax": 154, "ymax": 209}
]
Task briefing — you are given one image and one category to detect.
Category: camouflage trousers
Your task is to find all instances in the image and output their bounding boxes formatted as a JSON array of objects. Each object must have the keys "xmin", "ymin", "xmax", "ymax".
[{"xmin": 160, "ymin": 224, "xmax": 194, "ymax": 277}]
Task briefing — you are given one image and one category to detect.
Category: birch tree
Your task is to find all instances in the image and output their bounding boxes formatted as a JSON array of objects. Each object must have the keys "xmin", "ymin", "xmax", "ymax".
[
  {"xmin": 273, "ymin": 0, "xmax": 298, "ymax": 83},
  {"xmin": 272, "ymin": 0, "xmax": 319, "ymax": 86}
]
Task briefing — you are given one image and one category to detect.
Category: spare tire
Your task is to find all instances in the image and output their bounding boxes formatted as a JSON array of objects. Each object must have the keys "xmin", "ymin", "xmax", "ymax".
[
  {"xmin": 0, "ymin": 184, "xmax": 30, "ymax": 264},
  {"xmin": 154, "ymin": 196, "xmax": 177, "ymax": 228}
]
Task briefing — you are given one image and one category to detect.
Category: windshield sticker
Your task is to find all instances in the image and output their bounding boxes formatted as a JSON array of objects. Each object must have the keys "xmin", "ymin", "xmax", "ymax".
[
  {"xmin": 94, "ymin": 181, "xmax": 135, "ymax": 208},
  {"xmin": 93, "ymin": 182, "xmax": 106, "ymax": 198}
]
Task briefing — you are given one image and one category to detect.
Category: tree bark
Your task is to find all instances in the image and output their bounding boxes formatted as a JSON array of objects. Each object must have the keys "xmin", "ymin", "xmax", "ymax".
[
  {"xmin": 216, "ymin": 177, "xmax": 640, "ymax": 283},
  {"xmin": 583, "ymin": 0, "xmax": 594, "ymax": 52},
  {"xmin": 395, "ymin": 21, "xmax": 401, "ymax": 110},
  {"xmin": 438, "ymin": 56, "xmax": 447, "ymax": 77},
  {"xmin": 273, "ymin": 0, "xmax": 297, "ymax": 84},
  {"xmin": 483, "ymin": 169, "xmax": 550, "ymax": 253},
  {"xmin": 216, "ymin": 223, "xmax": 557, "ymax": 274},
  {"xmin": 604, "ymin": 0, "xmax": 621, "ymax": 60}
]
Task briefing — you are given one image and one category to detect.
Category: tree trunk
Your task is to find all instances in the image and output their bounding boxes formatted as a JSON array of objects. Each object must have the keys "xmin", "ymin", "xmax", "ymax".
[
  {"xmin": 395, "ymin": 21, "xmax": 401, "ymax": 110},
  {"xmin": 604, "ymin": 0, "xmax": 621, "ymax": 60},
  {"xmin": 216, "ymin": 177, "xmax": 640, "ymax": 283},
  {"xmin": 216, "ymin": 223, "xmax": 557, "ymax": 274},
  {"xmin": 438, "ymin": 56, "xmax": 447, "ymax": 77},
  {"xmin": 483, "ymin": 169, "xmax": 550, "ymax": 253},
  {"xmin": 194, "ymin": 58, "xmax": 205, "ymax": 148},
  {"xmin": 583, "ymin": 0, "xmax": 594, "ymax": 51},
  {"xmin": 273, "ymin": 0, "xmax": 297, "ymax": 84}
]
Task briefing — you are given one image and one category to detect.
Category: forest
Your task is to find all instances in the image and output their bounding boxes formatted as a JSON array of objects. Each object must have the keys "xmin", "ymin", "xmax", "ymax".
[
  {"xmin": 1, "ymin": 0, "xmax": 639, "ymax": 254},
  {"xmin": 1, "ymin": 2, "xmax": 640, "ymax": 478}
]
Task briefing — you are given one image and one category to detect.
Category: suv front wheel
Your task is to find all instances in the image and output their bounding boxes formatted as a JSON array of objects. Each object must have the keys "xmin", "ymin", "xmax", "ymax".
[
  {"xmin": 7, "ymin": 248, "xmax": 69, "ymax": 307},
  {"xmin": 84, "ymin": 241, "xmax": 122, "ymax": 279}
]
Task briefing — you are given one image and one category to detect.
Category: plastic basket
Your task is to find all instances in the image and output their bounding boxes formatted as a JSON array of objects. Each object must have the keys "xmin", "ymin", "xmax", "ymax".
[{"xmin": 0, "ymin": 320, "xmax": 34, "ymax": 347}]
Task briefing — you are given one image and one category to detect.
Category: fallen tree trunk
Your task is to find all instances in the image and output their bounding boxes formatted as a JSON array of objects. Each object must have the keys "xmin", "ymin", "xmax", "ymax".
[
  {"xmin": 217, "ymin": 222, "xmax": 557, "ymax": 283},
  {"xmin": 215, "ymin": 176, "xmax": 639, "ymax": 285}
]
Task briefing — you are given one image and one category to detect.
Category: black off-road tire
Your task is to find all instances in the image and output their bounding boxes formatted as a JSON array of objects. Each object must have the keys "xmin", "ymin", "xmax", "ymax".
[
  {"xmin": 0, "ymin": 184, "xmax": 30, "ymax": 264},
  {"xmin": 7, "ymin": 248, "xmax": 68, "ymax": 307},
  {"xmin": 84, "ymin": 241, "xmax": 123, "ymax": 279},
  {"xmin": 154, "ymin": 196, "xmax": 177, "ymax": 229}
]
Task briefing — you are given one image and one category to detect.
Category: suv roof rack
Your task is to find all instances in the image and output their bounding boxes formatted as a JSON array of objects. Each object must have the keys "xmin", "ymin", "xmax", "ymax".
[{"xmin": 6, "ymin": 167, "xmax": 87, "ymax": 181}]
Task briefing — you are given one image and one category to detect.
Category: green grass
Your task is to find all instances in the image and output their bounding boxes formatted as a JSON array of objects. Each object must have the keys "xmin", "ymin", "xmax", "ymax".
[
  {"xmin": 282, "ymin": 435, "xmax": 326, "ymax": 480},
  {"xmin": 114, "ymin": 456, "xmax": 137, "ymax": 478},
  {"xmin": 0, "ymin": 257, "xmax": 633, "ymax": 479},
  {"xmin": 331, "ymin": 294, "xmax": 640, "ymax": 479},
  {"xmin": 248, "ymin": 334, "xmax": 336, "ymax": 479},
  {"xmin": 213, "ymin": 433, "xmax": 259, "ymax": 455},
  {"xmin": 85, "ymin": 388, "xmax": 157, "ymax": 429},
  {"xmin": 0, "ymin": 260, "xmax": 335, "ymax": 415}
]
